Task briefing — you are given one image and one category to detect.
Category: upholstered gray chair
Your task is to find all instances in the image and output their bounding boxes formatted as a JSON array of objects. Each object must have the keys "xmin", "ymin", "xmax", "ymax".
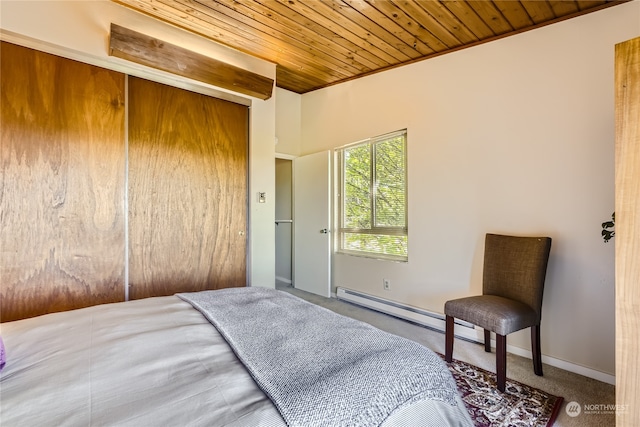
[{"xmin": 444, "ymin": 233, "xmax": 552, "ymax": 392}]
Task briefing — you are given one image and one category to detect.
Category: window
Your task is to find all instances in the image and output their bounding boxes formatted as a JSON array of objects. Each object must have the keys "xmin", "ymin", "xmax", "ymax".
[{"xmin": 337, "ymin": 130, "xmax": 407, "ymax": 261}]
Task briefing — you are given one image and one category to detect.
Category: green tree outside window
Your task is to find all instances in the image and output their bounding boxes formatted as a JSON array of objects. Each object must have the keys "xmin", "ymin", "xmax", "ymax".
[{"xmin": 338, "ymin": 130, "xmax": 408, "ymax": 261}]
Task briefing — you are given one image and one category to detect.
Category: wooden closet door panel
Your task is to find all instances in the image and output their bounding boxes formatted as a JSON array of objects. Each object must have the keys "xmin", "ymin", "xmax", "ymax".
[
  {"xmin": 128, "ymin": 77, "xmax": 248, "ymax": 299},
  {"xmin": 0, "ymin": 42, "xmax": 126, "ymax": 322}
]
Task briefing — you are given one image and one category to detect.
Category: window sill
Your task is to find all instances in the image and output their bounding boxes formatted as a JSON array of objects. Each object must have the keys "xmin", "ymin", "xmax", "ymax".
[{"xmin": 336, "ymin": 250, "xmax": 408, "ymax": 263}]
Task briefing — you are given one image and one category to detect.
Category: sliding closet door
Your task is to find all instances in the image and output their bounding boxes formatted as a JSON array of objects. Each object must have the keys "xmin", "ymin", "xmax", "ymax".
[
  {"xmin": 0, "ymin": 42, "xmax": 126, "ymax": 322},
  {"xmin": 128, "ymin": 77, "xmax": 248, "ymax": 299}
]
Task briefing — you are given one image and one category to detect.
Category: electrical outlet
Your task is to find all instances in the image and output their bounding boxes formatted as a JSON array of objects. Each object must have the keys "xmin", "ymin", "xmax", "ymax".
[{"xmin": 383, "ymin": 278, "xmax": 391, "ymax": 291}]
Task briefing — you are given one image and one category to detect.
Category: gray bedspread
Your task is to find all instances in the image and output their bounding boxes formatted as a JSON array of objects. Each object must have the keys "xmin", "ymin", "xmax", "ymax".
[{"xmin": 178, "ymin": 287, "xmax": 463, "ymax": 427}]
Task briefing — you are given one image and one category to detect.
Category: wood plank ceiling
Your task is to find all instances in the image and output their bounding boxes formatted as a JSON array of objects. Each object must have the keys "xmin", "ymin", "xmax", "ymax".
[{"xmin": 113, "ymin": 0, "xmax": 628, "ymax": 94}]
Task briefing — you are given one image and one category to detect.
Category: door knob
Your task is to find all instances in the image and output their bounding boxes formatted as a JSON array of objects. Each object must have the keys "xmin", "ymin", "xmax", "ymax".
[{"xmin": 320, "ymin": 228, "xmax": 329, "ymax": 234}]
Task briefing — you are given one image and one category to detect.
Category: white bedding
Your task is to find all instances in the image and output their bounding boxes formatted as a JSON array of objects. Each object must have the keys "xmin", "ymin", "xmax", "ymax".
[{"xmin": 0, "ymin": 294, "xmax": 472, "ymax": 426}]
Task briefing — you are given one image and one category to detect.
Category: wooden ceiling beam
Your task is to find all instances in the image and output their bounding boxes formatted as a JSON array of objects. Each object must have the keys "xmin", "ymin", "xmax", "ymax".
[{"xmin": 108, "ymin": 24, "xmax": 274, "ymax": 99}]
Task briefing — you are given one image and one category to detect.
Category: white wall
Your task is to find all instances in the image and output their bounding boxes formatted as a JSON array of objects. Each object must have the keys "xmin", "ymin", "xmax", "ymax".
[
  {"xmin": 0, "ymin": 0, "xmax": 277, "ymax": 289},
  {"xmin": 248, "ymin": 99, "xmax": 276, "ymax": 288},
  {"xmin": 275, "ymin": 87, "xmax": 302, "ymax": 156},
  {"xmin": 298, "ymin": 2, "xmax": 640, "ymax": 379}
]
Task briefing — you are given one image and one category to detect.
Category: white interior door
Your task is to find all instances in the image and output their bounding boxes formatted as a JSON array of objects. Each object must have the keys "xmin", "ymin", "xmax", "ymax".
[{"xmin": 293, "ymin": 150, "xmax": 331, "ymax": 297}]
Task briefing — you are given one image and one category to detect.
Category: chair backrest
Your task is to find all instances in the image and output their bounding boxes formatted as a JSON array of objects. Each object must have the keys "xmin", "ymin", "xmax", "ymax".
[{"xmin": 482, "ymin": 233, "xmax": 552, "ymax": 321}]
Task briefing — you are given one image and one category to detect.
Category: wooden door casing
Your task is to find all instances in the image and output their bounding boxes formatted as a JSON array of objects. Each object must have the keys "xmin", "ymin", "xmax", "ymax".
[
  {"xmin": 128, "ymin": 77, "xmax": 248, "ymax": 299},
  {"xmin": 0, "ymin": 42, "xmax": 126, "ymax": 322},
  {"xmin": 615, "ymin": 36, "xmax": 640, "ymax": 426}
]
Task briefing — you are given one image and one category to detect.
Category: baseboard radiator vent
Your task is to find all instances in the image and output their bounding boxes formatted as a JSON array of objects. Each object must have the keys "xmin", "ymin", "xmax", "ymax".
[{"xmin": 336, "ymin": 287, "xmax": 481, "ymax": 343}]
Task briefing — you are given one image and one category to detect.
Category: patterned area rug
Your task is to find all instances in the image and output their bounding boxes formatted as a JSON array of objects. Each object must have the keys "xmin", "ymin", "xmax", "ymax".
[{"xmin": 441, "ymin": 355, "xmax": 563, "ymax": 427}]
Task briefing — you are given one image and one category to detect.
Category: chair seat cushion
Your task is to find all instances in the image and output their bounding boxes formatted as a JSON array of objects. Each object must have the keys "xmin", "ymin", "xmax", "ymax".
[{"xmin": 444, "ymin": 295, "xmax": 538, "ymax": 336}]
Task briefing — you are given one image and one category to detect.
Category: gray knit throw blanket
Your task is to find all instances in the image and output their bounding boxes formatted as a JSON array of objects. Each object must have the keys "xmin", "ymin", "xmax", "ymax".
[{"xmin": 178, "ymin": 287, "xmax": 459, "ymax": 427}]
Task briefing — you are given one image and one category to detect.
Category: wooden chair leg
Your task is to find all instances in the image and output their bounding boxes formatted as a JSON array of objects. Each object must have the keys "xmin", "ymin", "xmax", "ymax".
[
  {"xmin": 445, "ymin": 315, "xmax": 454, "ymax": 362},
  {"xmin": 532, "ymin": 324, "xmax": 543, "ymax": 376},
  {"xmin": 484, "ymin": 329, "xmax": 491, "ymax": 352},
  {"xmin": 496, "ymin": 334, "xmax": 507, "ymax": 392}
]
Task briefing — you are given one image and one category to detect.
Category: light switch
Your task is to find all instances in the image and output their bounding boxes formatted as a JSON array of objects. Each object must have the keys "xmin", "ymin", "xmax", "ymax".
[{"xmin": 258, "ymin": 192, "xmax": 266, "ymax": 203}]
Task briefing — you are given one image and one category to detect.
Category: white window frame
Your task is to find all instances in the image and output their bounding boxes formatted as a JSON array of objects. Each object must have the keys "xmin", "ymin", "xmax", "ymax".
[{"xmin": 336, "ymin": 129, "xmax": 408, "ymax": 262}]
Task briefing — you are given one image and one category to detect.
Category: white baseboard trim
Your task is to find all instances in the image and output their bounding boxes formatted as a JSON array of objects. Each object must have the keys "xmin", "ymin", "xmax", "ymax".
[
  {"xmin": 503, "ymin": 344, "xmax": 616, "ymax": 385},
  {"xmin": 336, "ymin": 286, "xmax": 615, "ymax": 385}
]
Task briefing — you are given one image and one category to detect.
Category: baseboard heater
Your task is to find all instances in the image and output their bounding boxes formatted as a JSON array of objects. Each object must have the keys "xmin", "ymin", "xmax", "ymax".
[{"xmin": 336, "ymin": 287, "xmax": 481, "ymax": 343}]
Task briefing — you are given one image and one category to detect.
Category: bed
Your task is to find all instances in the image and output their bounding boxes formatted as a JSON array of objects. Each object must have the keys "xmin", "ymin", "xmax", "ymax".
[{"xmin": 0, "ymin": 287, "xmax": 473, "ymax": 426}]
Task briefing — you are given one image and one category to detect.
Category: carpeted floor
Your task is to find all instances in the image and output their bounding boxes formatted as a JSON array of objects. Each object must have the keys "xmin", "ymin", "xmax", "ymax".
[{"xmin": 276, "ymin": 283, "xmax": 616, "ymax": 427}]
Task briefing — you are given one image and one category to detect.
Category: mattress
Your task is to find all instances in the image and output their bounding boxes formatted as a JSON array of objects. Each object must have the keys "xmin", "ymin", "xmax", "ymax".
[{"xmin": 0, "ymin": 293, "xmax": 472, "ymax": 426}]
